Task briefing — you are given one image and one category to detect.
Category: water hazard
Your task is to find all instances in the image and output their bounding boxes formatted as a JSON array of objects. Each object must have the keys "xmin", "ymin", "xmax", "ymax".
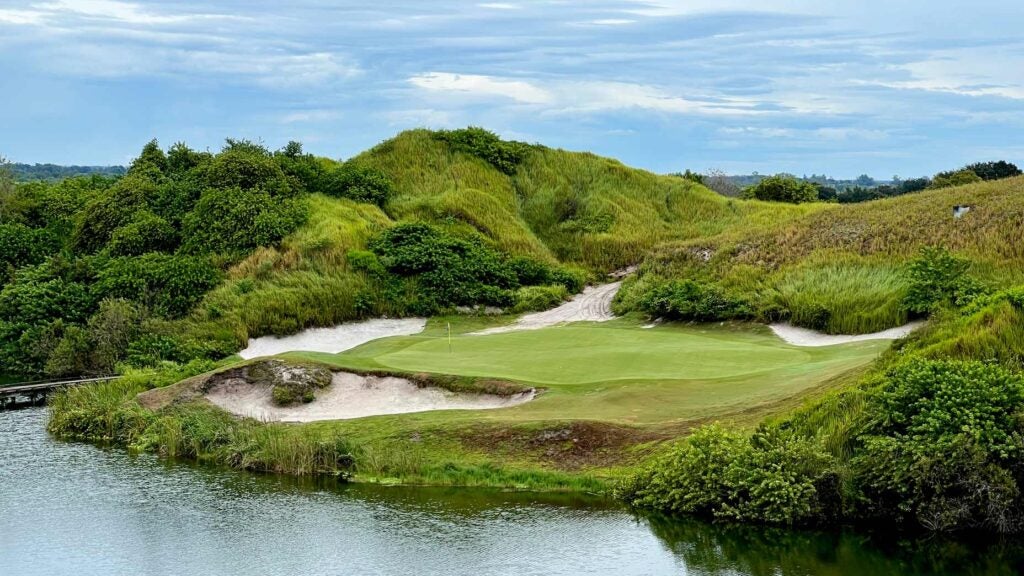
[{"xmin": 2, "ymin": 408, "xmax": 1022, "ymax": 576}]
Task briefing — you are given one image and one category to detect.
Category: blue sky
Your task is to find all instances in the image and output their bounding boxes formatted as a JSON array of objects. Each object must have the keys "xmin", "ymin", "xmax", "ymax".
[{"xmin": 0, "ymin": 1, "xmax": 1022, "ymax": 178}]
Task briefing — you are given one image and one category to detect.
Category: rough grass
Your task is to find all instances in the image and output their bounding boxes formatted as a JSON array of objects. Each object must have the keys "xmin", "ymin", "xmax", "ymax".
[
  {"xmin": 622, "ymin": 177, "xmax": 1024, "ymax": 333},
  {"xmin": 773, "ymin": 260, "xmax": 909, "ymax": 334}
]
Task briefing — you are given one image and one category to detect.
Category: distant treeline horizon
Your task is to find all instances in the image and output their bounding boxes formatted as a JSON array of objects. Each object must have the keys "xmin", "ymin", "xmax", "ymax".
[{"xmin": 8, "ymin": 163, "xmax": 126, "ymax": 182}]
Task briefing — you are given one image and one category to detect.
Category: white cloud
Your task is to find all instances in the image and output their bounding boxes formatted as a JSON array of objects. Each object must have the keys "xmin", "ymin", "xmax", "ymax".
[
  {"xmin": 409, "ymin": 72, "xmax": 764, "ymax": 117},
  {"xmin": 0, "ymin": 8, "xmax": 46, "ymax": 25},
  {"xmin": 477, "ymin": 2, "xmax": 520, "ymax": 9},
  {"xmin": 279, "ymin": 110, "xmax": 343, "ymax": 124},
  {"xmin": 32, "ymin": 0, "xmax": 242, "ymax": 25},
  {"xmin": 409, "ymin": 72, "xmax": 553, "ymax": 104}
]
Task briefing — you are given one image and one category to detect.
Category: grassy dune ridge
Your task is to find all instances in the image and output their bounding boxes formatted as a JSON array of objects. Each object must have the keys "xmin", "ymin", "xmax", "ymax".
[{"xmin": 618, "ymin": 176, "xmax": 1024, "ymax": 334}]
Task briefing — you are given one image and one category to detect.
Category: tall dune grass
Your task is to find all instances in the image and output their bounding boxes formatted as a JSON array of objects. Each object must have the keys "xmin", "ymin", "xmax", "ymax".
[{"xmin": 773, "ymin": 262, "xmax": 909, "ymax": 334}]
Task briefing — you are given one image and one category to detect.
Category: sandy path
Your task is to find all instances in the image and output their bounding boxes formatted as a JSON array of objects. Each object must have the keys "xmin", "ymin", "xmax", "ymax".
[
  {"xmin": 769, "ymin": 321, "xmax": 925, "ymax": 347},
  {"xmin": 475, "ymin": 282, "xmax": 621, "ymax": 335},
  {"xmin": 239, "ymin": 318, "xmax": 427, "ymax": 359},
  {"xmin": 206, "ymin": 372, "xmax": 535, "ymax": 422}
]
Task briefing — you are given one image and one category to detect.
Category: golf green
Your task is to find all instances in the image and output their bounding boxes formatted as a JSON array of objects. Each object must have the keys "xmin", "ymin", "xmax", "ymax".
[{"xmin": 309, "ymin": 321, "xmax": 890, "ymax": 425}]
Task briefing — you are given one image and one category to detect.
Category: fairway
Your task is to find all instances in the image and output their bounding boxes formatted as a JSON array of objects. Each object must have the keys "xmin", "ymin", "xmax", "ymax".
[{"xmin": 305, "ymin": 320, "xmax": 889, "ymax": 426}]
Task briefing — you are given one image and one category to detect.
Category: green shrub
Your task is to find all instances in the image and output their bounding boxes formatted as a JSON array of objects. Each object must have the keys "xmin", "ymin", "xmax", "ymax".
[
  {"xmin": 742, "ymin": 175, "xmax": 818, "ymax": 204},
  {"xmin": 853, "ymin": 359, "xmax": 1024, "ymax": 532},
  {"xmin": 367, "ymin": 222, "xmax": 520, "ymax": 313},
  {"xmin": 319, "ymin": 164, "xmax": 394, "ymax": 207},
  {"xmin": 639, "ymin": 279, "xmax": 751, "ymax": 321},
  {"xmin": 107, "ymin": 210, "xmax": 178, "ymax": 256},
  {"xmin": 620, "ymin": 425, "xmax": 835, "ymax": 525},
  {"xmin": 434, "ymin": 127, "xmax": 531, "ymax": 175},
  {"xmin": 97, "ymin": 254, "xmax": 222, "ymax": 318},
  {"xmin": 904, "ymin": 246, "xmax": 984, "ymax": 314},
  {"xmin": 71, "ymin": 176, "xmax": 159, "ymax": 253},
  {"xmin": 929, "ymin": 168, "xmax": 983, "ymax": 189},
  {"xmin": 513, "ymin": 285, "xmax": 568, "ymax": 313},
  {"xmin": 180, "ymin": 186, "xmax": 308, "ymax": 254}
]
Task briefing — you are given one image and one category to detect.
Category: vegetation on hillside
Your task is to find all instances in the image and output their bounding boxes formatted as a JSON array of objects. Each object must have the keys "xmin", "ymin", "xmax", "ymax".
[
  {"xmin": 619, "ymin": 280, "xmax": 1024, "ymax": 532},
  {"xmin": 616, "ymin": 176, "xmax": 1024, "ymax": 334},
  {"xmin": 20, "ymin": 127, "xmax": 1024, "ymax": 535}
]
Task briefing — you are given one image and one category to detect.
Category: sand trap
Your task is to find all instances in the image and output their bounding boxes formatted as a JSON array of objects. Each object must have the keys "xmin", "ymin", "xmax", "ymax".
[
  {"xmin": 769, "ymin": 321, "xmax": 925, "ymax": 347},
  {"xmin": 206, "ymin": 372, "xmax": 535, "ymax": 423},
  {"xmin": 475, "ymin": 282, "xmax": 621, "ymax": 335},
  {"xmin": 239, "ymin": 318, "xmax": 427, "ymax": 359}
]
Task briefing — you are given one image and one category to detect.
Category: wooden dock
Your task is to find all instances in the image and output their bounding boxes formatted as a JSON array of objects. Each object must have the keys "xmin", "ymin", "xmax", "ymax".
[{"xmin": 0, "ymin": 376, "xmax": 120, "ymax": 410}]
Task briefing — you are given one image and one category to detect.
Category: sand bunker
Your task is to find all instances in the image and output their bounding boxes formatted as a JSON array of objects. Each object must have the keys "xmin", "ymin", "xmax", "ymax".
[
  {"xmin": 475, "ymin": 282, "xmax": 621, "ymax": 335},
  {"xmin": 239, "ymin": 318, "xmax": 427, "ymax": 359},
  {"xmin": 206, "ymin": 372, "xmax": 535, "ymax": 423},
  {"xmin": 769, "ymin": 321, "xmax": 925, "ymax": 347}
]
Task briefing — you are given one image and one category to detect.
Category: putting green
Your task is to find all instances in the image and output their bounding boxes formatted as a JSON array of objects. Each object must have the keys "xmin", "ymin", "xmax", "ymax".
[{"xmin": 305, "ymin": 320, "xmax": 889, "ymax": 426}]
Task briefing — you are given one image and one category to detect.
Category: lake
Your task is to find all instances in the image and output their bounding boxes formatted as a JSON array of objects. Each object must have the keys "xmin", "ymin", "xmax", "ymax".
[{"xmin": 2, "ymin": 407, "xmax": 1022, "ymax": 576}]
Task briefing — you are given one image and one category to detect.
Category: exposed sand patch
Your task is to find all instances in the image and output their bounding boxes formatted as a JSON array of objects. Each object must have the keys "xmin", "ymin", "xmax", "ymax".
[
  {"xmin": 206, "ymin": 372, "xmax": 535, "ymax": 423},
  {"xmin": 239, "ymin": 318, "xmax": 427, "ymax": 359},
  {"xmin": 769, "ymin": 321, "xmax": 925, "ymax": 347},
  {"xmin": 475, "ymin": 282, "xmax": 621, "ymax": 335}
]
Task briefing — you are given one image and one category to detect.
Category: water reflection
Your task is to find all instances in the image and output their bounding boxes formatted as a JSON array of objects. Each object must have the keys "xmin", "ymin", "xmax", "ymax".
[
  {"xmin": 2, "ymin": 407, "xmax": 1023, "ymax": 576},
  {"xmin": 644, "ymin": 510, "xmax": 1024, "ymax": 576}
]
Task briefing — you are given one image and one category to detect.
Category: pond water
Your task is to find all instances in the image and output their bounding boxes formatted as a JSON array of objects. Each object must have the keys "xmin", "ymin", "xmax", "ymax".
[{"xmin": 2, "ymin": 408, "xmax": 1023, "ymax": 576}]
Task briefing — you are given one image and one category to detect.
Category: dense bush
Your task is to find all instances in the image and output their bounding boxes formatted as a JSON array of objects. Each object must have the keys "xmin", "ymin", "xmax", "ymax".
[
  {"xmin": 368, "ymin": 222, "xmax": 518, "ymax": 312},
  {"xmin": 742, "ymin": 175, "xmax": 818, "ymax": 204},
  {"xmin": 929, "ymin": 169, "xmax": 983, "ymax": 190},
  {"xmin": 180, "ymin": 186, "xmax": 307, "ymax": 254},
  {"xmin": 904, "ymin": 246, "xmax": 984, "ymax": 314},
  {"xmin": 96, "ymin": 254, "xmax": 222, "ymax": 318},
  {"xmin": 639, "ymin": 279, "xmax": 751, "ymax": 322},
  {"xmin": 364, "ymin": 223, "xmax": 582, "ymax": 315},
  {"xmin": 0, "ymin": 223, "xmax": 59, "ymax": 277},
  {"xmin": 854, "ymin": 360, "xmax": 1024, "ymax": 532},
  {"xmin": 107, "ymin": 210, "xmax": 177, "ymax": 256},
  {"xmin": 319, "ymin": 164, "xmax": 394, "ymax": 206},
  {"xmin": 965, "ymin": 161, "xmax": 1021, "ymax": 181},
  {"xmin": 71, "ymin": 176, "xmax": 159, "ymax": 253},
  {"xmin": 434, "ymin": 127, "xmax": 531, "ymax": 175},
  {"xmin": 619, "ymin": 425, "xmax": 835, "ymax": 525}
]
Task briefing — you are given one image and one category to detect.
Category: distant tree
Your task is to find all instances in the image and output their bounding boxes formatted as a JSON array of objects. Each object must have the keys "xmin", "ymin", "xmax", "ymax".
[
  {"xmin": 743, "ymin": 175, "xmax": 818, "ymax": 204},
  {"xmin": 964, "ymin": 161, "xmax": 1022, "ymax": 181},
  {"xmin": 898, "ymin": 177, "xmax": 931, "ymax": 194},
  {"xmin": 0, "ymin": 155, "xmax": 17, "ymax": 222},
  {"xmin": 815, "ymin": 184, "xmax": 838, "ymax": 202},
  {"xmin": 704, "ymin": 169, "xmax": 742, "ymax": 197},
  {"xmin": 929, "ymin": 168, "xmax": 983, "ymax": 190},
  {"xmin": 854, "ymin": 174, "xmax": 876, "ymax": 187},
  {"xmin": 675, "ymin": 169, "xmax": 704, "ymax": 184}
]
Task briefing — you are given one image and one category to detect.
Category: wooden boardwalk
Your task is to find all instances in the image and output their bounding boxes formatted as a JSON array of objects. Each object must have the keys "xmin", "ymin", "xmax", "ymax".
[{"xmin": 0, "ymin": 376, "xmax": 119, "ymax": 410}]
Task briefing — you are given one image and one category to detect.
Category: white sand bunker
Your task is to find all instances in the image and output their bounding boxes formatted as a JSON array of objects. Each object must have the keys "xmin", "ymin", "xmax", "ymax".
[
  {"xmin": 206, "ymin": 372, "xmax": 536, "ymax": 423},
  {"xmin": 770, "ymin": 321, "xmax": 925, "ymax": 347},
  {"xmin": 239, "ymin": 318, "xmax": 427, "ymax": 359},
  {"xmin": 475, "ymin": 282, "xmax": 621, "ymax": 335}
]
